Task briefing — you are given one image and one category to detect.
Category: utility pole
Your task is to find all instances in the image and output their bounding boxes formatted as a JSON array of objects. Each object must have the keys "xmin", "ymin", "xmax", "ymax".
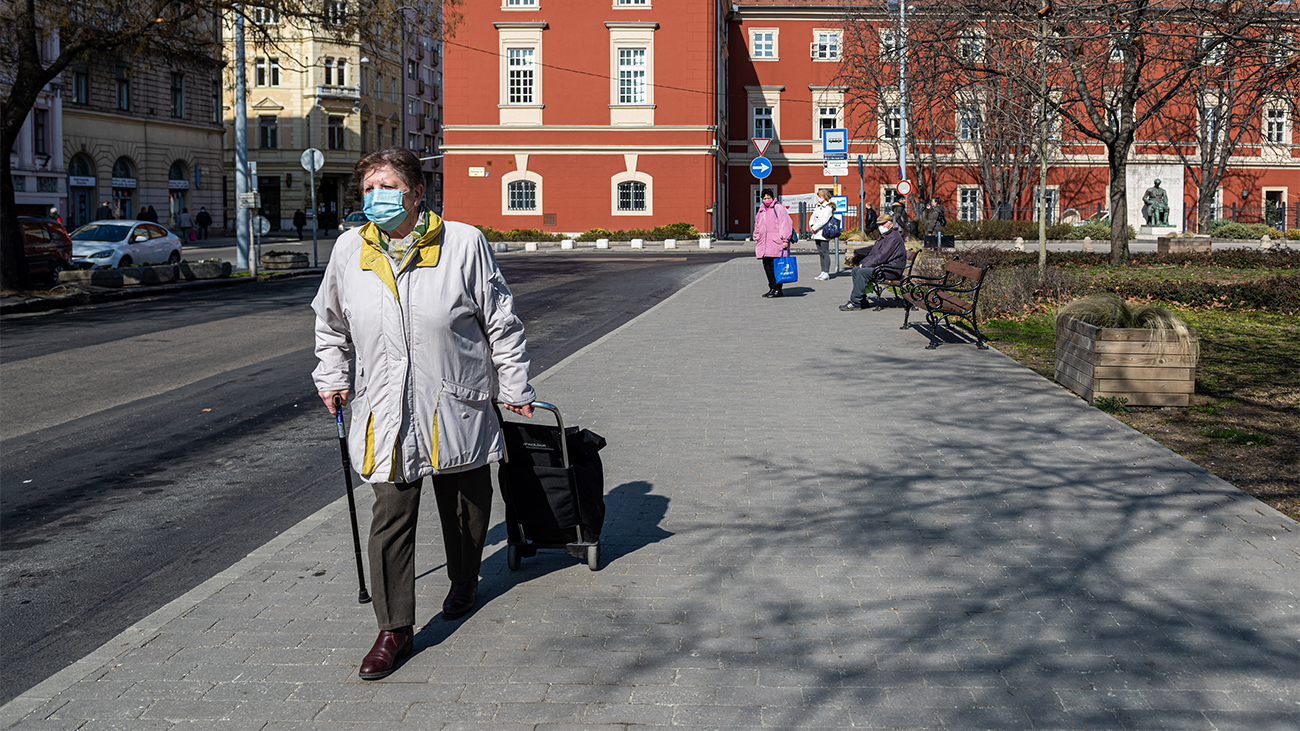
[{"xmin": 234, "ymin": 10, "xmax": 250, "ymax": 271}]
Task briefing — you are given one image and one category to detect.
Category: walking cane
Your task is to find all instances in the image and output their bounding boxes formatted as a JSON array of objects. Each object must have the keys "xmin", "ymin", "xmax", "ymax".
[{"xmin": 334, "ymin": 395, "xmax": 372, "ymax": 604}]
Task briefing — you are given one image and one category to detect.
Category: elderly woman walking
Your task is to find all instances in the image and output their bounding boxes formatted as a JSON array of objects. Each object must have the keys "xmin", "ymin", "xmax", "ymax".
[
  {"xmin": 312, "ymin": 147, "xmax": 535, "ymax": 680},
  {"xmin": 753, "ymin": 188, "xmax": 794, "ymax": 298}
]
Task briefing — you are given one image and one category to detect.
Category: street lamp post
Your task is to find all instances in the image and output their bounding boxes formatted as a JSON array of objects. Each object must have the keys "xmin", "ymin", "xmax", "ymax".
[{"xmin": 234, "ymin": 9, "xmax": 250, "ymax": 272}]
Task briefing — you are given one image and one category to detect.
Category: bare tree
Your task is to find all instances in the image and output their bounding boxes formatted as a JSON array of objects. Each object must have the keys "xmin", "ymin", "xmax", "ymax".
[{"xmin": 0, "ymin": 0, "xmax": 455, "ymax": 291}]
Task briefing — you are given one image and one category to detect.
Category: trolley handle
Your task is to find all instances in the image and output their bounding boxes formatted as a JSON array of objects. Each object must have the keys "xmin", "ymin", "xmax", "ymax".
[{"xmin": 495, "ymin": 400, "xmax": 569, "ymax": 469}]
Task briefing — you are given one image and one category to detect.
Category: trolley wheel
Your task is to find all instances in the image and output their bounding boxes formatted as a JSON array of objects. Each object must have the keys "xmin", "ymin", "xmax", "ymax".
[
  {"xmin": 507, "ymin": 544, "xmax": 521, "ymax": 571},
  {"xmin": 586, "ymin": 543, "xmax": 600, "ymax": 571}
]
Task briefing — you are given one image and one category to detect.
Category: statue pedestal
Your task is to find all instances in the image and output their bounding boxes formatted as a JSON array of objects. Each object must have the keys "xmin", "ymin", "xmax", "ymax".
[{"xmin": 1140, "ymin": 225, "xmax": 1179, "ymax": 237}]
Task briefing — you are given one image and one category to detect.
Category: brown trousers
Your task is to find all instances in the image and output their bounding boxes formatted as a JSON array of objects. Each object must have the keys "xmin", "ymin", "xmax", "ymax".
[{"xmin": 368, "ymin": 465, "xmax": 492, "ymax": 630}]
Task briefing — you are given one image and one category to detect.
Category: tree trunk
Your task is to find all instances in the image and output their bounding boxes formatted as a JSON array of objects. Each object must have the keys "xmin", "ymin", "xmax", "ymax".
[
  {"xmin": 1107, "ymin": 145, "xmax": 1130, "ymax": 266},
  {"xmin": 1, "ymin": 144, "xmax": 32, "ymax": 292}
]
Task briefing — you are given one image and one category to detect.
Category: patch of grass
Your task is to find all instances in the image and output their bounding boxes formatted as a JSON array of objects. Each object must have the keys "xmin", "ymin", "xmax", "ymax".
[
  {"xmin": 1193, "ymin": 402, "xmax": 1222, "ymax": 415},
  {"xmin": 1093, "ymin": 396, "xmax": 1132, "ymax": 414},
  {"xmin": 983, "ymin": 315, "xmax": 1057, "ymax": 378},
  {"xmin": 1198, "ymin": 426, "xmax": 1275, "ymax": 446}
]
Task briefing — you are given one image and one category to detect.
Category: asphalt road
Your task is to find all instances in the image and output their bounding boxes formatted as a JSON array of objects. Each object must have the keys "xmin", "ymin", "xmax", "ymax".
[{"xmin": 0, "ymin": 252, "xmax": 742, "ymax": 704}]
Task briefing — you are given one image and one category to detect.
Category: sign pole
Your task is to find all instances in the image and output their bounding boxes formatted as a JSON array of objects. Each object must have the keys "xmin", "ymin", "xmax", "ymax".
[{"xmin": 310, "ymin": 167, "xmax": 318, "ymax": 268}]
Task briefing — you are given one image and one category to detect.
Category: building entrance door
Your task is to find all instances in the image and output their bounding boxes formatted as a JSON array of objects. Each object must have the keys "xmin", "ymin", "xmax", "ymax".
[
  {"xmin": 70, "ymin": 188, "xmax": 94, "ymax": 229},
  {"xmin": 319, "ymin": 176, "xmax": 339, "ymax": 232},
  {"xmin": 257, "ymin": 176, "xmax": 281, "ymax": 230}
]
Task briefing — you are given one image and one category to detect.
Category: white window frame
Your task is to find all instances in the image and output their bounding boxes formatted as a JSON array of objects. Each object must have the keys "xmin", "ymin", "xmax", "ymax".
[
  {"xmin": 957, "ymin": 105, "xmax": 980, "ymax": 142},
  {"xmin": 881, "ymin": 187, "xmax": 904, "ymax": 210},
  {"xmin": 882, "ymin": 103, "xmax": 902, "ymax": 139},
  {"xmin": 879, "ymin": 29, "xmax": 900, "ymax": 61},
  {"xmin": 325, "ymin": 1, "xmax": 346, "ymax": 26},
  {"xmin": 269, "ymin": 57, "xmax": 280, "ymax": 87},
  {"xmin": 957, "ymin": 31, "xmax": 985, "ymax": 62},
  {"xmin": 502, "ymin": 161, "xmax": 543, "ymax": 215},
  {"xmin": 336, "ymin": 59, "xmax": 347, "ymax": 87},
  {"xmin": 1032, "ymin": 185, "xmax": 1060, "ymax": 223},
  {"xmin": 611, "ymin": 169, "xmax": 653, "ymax": 216},
  {"xmin": 811, "ymin": 29, "xmax": 841, "ymax": 61},
  {"xmin": 747, "ymin": 85, "xmax": 783, "ymax": 144},
  {"xmin": 753, "ymin": 106, "xmax": 774, "ymax": 140},
  {"xmin": 1264, "ymin": 107, "xmax": 1287, "ymax": 145},
  {"xmin": 255, "ymin": 57, "xmax": 267, "ymax": 87},
  {"xmin": 607, "ymin": 22, "xmax": 656, "ymax": 125},
  {"xmin": 503, "ymin": 0, "xmax": 538, "ymax": 8},
  {"xmin": 809, "ymin": 85, "xmax": 846, "ymax": 141},
  {"xmin": 615, "ymin": 0, "xmax": 649, "ymax": 6},
  {"xmin": 617, "ymin": 48, "xmax": 647, "ymax": 105},
  {"xmin": 497, "ymin": 23, "xmax": 546, "ymax": 125},
  {"xmin": 324, "ymin": 58, "xmax": 334, "ymax": 86},
  {"xmin": 251, "ymin": 6, "xmax": 280, "ymax": 24},
  {"xmin": 958, "ymin": 187, "xmax": 982, "ymax": 221},
  {"xmin": 750, "ymin": 29, "xmax": 778, "ymax": 60}
]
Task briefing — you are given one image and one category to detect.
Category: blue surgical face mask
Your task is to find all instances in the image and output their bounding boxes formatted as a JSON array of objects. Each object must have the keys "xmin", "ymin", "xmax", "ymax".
[{"xmin": 363, "ymin": 189, "xmax": 408, "ymax": 231}]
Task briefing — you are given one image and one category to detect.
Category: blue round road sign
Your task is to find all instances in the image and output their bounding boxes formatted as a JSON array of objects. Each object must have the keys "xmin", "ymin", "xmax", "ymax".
[{"xmin": 750, "ymin": 156, "xmax": 773, "ymax": 180}]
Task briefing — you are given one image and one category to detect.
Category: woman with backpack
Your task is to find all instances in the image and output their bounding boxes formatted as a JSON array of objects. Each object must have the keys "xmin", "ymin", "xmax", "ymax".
[{"xmin": 808, "ymin": 190, "xmax": 838, "ymax": 281}]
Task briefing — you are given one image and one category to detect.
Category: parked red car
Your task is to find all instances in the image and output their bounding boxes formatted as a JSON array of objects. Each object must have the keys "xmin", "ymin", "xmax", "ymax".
[{"xmin": 19, "ymin": 216, "xmax": 74, "ymax": 286}]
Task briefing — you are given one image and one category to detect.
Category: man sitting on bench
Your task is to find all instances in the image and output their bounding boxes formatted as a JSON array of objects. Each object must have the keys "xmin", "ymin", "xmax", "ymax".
[{"xmin": 840, "ymin": 214, "xmax": 908, "ymax": 311}]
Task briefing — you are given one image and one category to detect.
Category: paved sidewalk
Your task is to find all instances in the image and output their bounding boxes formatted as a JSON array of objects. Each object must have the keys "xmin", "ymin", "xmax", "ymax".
[{"xmin": 3, "ymin": 257, "xmax": 1295, "ymax": 730}]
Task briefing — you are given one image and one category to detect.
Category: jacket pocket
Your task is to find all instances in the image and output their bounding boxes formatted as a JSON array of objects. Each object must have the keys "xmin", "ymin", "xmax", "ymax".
[
  {"xmin": 434, "ymin": 380, "xmax": 492, "ymax": 470},
  {"xmin": 349, "ymin": 398, "xmax": 377, "ymax": 478}
]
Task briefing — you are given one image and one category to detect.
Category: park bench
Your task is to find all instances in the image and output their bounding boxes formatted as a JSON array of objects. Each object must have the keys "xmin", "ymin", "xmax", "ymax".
[
  {"xmin": 870, "ymin": 247, "xmax": 925, "ymax": 310},
  {"xmin": 900, "ymin": 258, "xmax": 992, "ymax": 349}
]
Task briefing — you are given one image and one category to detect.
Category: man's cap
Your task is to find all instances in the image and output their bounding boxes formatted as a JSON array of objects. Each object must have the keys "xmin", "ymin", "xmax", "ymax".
[{"xmin": 877, "ymin": 214, "xmax": 894, "ymax": 224}]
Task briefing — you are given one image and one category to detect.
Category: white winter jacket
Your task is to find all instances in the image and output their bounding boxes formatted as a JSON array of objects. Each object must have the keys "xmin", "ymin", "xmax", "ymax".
[
  {"xmin": 311, "ymin": 211, "xmax": 534, "ymax": 483},
  {"xmin": 809, "ymin": 200, "xmax": 835, "ymax": 241}
]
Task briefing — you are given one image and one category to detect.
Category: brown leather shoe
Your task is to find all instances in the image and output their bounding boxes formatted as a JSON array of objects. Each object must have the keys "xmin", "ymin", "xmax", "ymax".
[
  {"xmin": 358, "ymin": 627, "xmax": 413, "ymax": 680},
  {"xmin": 442, "ymin": 578, "xmax": 479, "ymax": 619}
]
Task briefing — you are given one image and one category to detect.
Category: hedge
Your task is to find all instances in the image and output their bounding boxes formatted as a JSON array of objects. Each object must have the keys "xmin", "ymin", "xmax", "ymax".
[
  {"xmin": 1080, "ymin": 275, "xmax": 1300, "ymax": 311},
  {"xmin": 475, "ymin": 222, "xmax": 699, "ymax": 243},
  {"xmin": 941, "ymin": 219, "xmax": 1136, "ymax": 241}
]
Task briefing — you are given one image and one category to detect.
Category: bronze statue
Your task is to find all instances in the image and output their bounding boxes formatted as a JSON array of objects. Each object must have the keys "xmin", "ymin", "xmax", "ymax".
[{"xmin": 1142, "ymin": 179, "xmax": 1170, "ymax": 226}]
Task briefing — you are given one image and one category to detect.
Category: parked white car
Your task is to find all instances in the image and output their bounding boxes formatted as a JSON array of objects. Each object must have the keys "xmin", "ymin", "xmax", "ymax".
[{"xmin": 69, "ymin": 221, "xmax": 183, "ymax": 269}]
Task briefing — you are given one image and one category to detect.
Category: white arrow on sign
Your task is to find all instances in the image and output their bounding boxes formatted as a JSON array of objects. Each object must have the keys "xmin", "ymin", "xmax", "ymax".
[
  {"xmin": 752, "ymin": 158, "xmax": 771, "ymax": 175},
  {"xmin": 752, "ymin": 138, "xmax": 772, "ymax": 156}
]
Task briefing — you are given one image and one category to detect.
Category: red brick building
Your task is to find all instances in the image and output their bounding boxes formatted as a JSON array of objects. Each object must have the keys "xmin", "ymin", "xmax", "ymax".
[{"xmin": 443, "ymin": 0, "xmax": 1298, "ymax": 238}]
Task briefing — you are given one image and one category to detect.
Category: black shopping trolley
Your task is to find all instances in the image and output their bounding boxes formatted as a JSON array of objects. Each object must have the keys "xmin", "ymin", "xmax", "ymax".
[{"xmin": 495, "ymin": 401, "xmax": 607, "ymax": 571}]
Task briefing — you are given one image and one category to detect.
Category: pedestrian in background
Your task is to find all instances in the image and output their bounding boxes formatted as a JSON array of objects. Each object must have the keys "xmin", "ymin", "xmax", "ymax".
[
  {"xmin": 808, "ymin": 190, "xmax": 836, "ymax": 281},
  {"xmin": 861, "ymin": 202, "xmax": 878, "ymax": 240},
  {"xmin": 312, "ymin": 147, "xmax": 536, "ymax": 681},
  {"xmin": 195, "ymin": 207, "xmax": 212, "ymax": 239},
  {"xmin": 839, "ymin": 214, "xmax": 908, "ymax": 311},
  {"xmin": 753, "ymin": 188, "xmax": 793, "ymax": 298},
  {"xmin": 293, "ymin": 209, "xmax": 306, "ymax": 240},
  {"xmin": 177, "ymin": 208, "xmax": 193, "ymax": 242},
  {"xmin": 923, "ymin": 197, "xmax": 946, "ymax": 249},
  {"xmin": 136, "ymin": 206, "xmax": 149, "ymax": 220},
  {"xmin": 891, "ymin": 199, "xmax": 908, "ymax": 237},
  {"xmin": 95, "ymin": 201, "xmax": 114, "ymax": 220},
  {"xmin": 145, "ymin": 205, "xmax": 159, "ymax": 223}
]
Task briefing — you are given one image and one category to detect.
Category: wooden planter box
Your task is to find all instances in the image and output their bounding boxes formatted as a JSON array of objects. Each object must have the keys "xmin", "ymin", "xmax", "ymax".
[{"xmin": 1055, "ymin": 317, "xmax": 1197, "ymax": 407}]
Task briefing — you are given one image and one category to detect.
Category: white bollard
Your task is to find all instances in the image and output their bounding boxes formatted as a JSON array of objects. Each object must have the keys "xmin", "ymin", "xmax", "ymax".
[
  {"xmin": 664, "ymin": 238, "xmax": 677, "ymax": 249},
  {"xmin": 1082, "ymin": 236, "xmax": 1092, "ymax": 252},
  {"xmin": 595, "ymin": 238, "xmax": 609, "ymax": 249},
  {"xmin": 630, "ymin": 238, "xmax": 644, "ymax": 249},
  {"xmin": 1261, "ymin": 235, "xmax": 1273, "ymax": 250},
  {"xmin": 699, "ymin": 236, "xmax": 711, "ymax": 249},
  {"xmin": 524, "ymin": 241, "xmax": 538, "ymax": 252},
  {"xmin": 1014, "ymin": 236, "xmax": 1024, "ymax": 252},
  {"xmin": 561, "ymin": 239, "xmax": 574, "ymax": 250}
]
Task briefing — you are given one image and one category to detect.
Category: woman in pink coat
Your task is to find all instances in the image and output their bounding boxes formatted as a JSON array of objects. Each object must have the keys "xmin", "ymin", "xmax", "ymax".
[{"xmin": 753, "ymin": 188, "xmax": 794, "ymax": 298}]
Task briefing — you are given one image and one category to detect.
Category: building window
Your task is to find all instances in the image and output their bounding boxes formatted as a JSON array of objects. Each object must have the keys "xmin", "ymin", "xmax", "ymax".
[
  {"xmin": 32, "ymin": 109, "xmax": 47, "ymax": 154},
  {"xmin": 750, "ymin": 30, "xmax": 776, "ymax": 59},
  {"xmin": 1033, "ymin": 187, "xmax": 1058, "ymax": 223},
  {"xmin": 1201, "ymin": 106, "xmax": 1222, "ymax": 144},
  {"xmin": 408, "ymin": 59, "xmax": 418, "ymax": 79},
  {"xmin": 408, "ymin": 98, "xmax": 419, "ymax": 116},
  {"xmin": 884, "ymin": 105, "xmax": 902, "ymax": 138},
  {"xmin": 408, "ymin": 132, "xmax": 419, "ymax": 150},
  {"xmin": 251, "ymin": 6, "xmax": 280, "ymax": 24},
  {"xmin": 336, "ymin": 59, "xmax": 346, "ymax": 86},
  {"xmin": 324, "ymin": 58, "xmax": 334, "ymax": 85},
  {"xmin": 958, "ymin": 106, "xmax": 980, "ymax": 141},
  {"xmin": 957, "ymin": 33, "xmax": 984, "ymax": 62},
  {"xmin": 753, "ymin": 106, "xmax": 773, "ymax": 139},
  {"xmin": 617, "ymin": 48, "xmax": 646, "ymax": 104},
  {"xmin": 361, "ymin": 120, "xmax": 368, "ymax": 152},
  {"xmin": 269, "ymin": 58, "xmax": 280, "ymax": 86},
  {"xmin": 170, "ymin": 74, "xmax": 185, "ymax": 117},
  {"xmin": 360, "ymin": 67, "xmax": 368, "ymax": 95},
  {"xmin": 508, "ymin": 180, "xmax": 536, "ymax": 210},
  {"xmin": 959, "ymin": 188, "xmax": 981, "ymax": 221},
  {"xmin": 1265, "ymin": 108, "xmax": 1286, "ymax": 144},
  {"xmin": 212, "ymin": 80, "xmax": 221, "ymax": 123},
  {"xmin": 423, "ymin": 134, "xmax": 433, "ymax": 153},
  {"xmin": 73, "ymin": 71, "xmax": 89, "ymax": 104},
  {"xmin": 115, "ymin": 66, "xmax": 130, "ymax": 111},
  {"xmin": 328, "ymin": 115, "xmax": 345, "ymax": 150},
  {"xmin": 255, "ymin": 58, "xmax": 267, "ymax": 87},
  {"xmin": 616, "ymin": 0, "xmax": 648, "ymax": 5},
  {"xmin": 325, "ymin": 1, "xmax": 346, "ymax": 25},
  {"xmin": 391, "ymin": 127, "xmax": 398, "ymax": 147},
  {"xmin": 507, "ymin": 48, "xmax": 535, "ymax": 104},
  {"xmin": 259, "ymin": 115, "xmax": 279, "ymax": 149},
  {"xmin": 880, "ymin": 30, "xmax": 900, "ymax": 61},
  {"xmin": 811, "ymin": 31, "xmax": 840, "ymax": 60},
  {"xmin": 617, "ymin": 181, "xmax": 646, "ymax": 212},
  {"xmin": 506, "ymin": 0, "xmax": 537, "ymax": 6},
  {"xmin": 818, "ymin": 106, "xmax": 837, "ymax": 133}
]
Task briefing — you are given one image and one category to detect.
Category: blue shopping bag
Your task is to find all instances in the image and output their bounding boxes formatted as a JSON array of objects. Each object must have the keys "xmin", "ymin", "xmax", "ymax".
[{"xmin": 774, "ymin": 253, "xmax": 798, "ymax": 284}]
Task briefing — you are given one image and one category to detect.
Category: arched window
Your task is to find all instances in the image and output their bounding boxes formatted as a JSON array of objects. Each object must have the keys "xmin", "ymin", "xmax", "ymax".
[
  {"xmin": 169, "ymin": 160, "xmax": 189, "ymax": 181},
  {"xmin": 610, "ymin": 170, "xmax": 653, "ymax": 216},
  {"xmin": 507, "ymin": 180, "xmax": 536, "ymax": 211},
  {"xmin": 68, "ymin": 153, "xmax": 95, "ymax": 178},
  {"xmin": 112, "ymin": 157, "xmax": 135, "ymax": 180}
]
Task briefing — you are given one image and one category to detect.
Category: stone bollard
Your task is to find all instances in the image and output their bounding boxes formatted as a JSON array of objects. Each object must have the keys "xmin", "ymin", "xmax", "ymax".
[
  {"xmin": 494, "ymin": 241, "xmax": 509, "ymax": 253},
  {"xmin": 1082, "ymin": 237, "xmax": 1092, "ymax": 252},
  {"xmin": 630, "ymin": 238, "xmax": 644, "ymax": 249},
  {"xmin": 699, "ymin": 236, "xmax": 711, "ymax": 249},
  {"xmin": 664, "ymin": 238, "xmax": 677, "ymax": 249},
  {"xmin": 1014, "ymin": 236, "xmax": 1024, "ymax": 252},
  {"xmin": 1261, "ymin": 235, "xmax": 1273, "ymax": 250},
  {"xmin": 561, "ymin": 239, "xmax": 575, "ymax": 250},
  {"xmin": 524, "ymin": 242, "xmax": 538, "ymax": 252},
  {"xmin": 595, "ymin": 238, "xmax": 609, "ymax": 249}
]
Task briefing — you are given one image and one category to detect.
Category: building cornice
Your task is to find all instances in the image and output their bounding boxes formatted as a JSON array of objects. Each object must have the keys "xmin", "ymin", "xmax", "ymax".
[
  {"xmin": 493, "ymin": 21, "xmax": 549, "ymax": 30},
  {"xmin": 604, "ymin": 22, "xmax": 660, "ymax": 30}
]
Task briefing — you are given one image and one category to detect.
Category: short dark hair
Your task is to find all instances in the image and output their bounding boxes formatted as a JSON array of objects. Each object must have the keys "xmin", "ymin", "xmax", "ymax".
[
  {"xmin": 354, "ymin": 147, "xmax": 424, "ymax": 197},
  {"xmin": 761, "ymin": 188, "xmax": 775, "ymax": 199}
]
